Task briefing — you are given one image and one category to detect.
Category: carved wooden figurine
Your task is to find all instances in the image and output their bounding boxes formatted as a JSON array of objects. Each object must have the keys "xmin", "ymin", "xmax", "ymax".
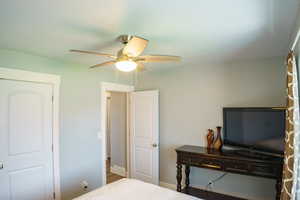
[
  {"xmin": 213, "ymin": 126, "xmax": 223, "ymax": 150},
  {"xmin": 206, "ymin": 129, "xmax": 214, "ymax": 149}
]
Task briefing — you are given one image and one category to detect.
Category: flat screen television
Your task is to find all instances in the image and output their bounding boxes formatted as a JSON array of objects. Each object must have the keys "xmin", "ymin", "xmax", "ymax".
[{"xmin": 223, "ymin": 107, "xmax": 286, "ymax": 155}]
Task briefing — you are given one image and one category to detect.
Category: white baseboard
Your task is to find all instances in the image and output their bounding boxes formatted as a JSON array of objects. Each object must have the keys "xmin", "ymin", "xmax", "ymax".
[
  {"xmin": 110, "ymin": 165, "xmax": 126, "ymax": 177},
  {"xmin": 159, "ymin": 181, "xmax": 176, "ymax": 190}
]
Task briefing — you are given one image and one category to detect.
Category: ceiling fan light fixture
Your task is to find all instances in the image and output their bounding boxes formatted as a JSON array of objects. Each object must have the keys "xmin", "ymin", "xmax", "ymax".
[
  {"xmin": 115, "ymin": 60, "xmax": 137, "ymax": 72},
  {"xmin": 70, "ymin": 35, "xmax": 181, "ymax": 70}
]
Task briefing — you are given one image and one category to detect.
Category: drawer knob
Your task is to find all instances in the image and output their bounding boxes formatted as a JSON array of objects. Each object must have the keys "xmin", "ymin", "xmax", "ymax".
[{"xmin": 201, "ymin": 164, "xmax": 221, "ymax": 169}]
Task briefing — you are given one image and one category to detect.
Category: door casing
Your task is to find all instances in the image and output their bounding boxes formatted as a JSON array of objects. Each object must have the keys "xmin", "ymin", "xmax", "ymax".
[{"xmin": 100, "ymin": 82, "xmax": 134, "ymax": 185}]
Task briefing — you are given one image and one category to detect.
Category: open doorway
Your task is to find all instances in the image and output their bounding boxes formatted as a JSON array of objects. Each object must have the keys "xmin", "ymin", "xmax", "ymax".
[
  {"xmin": 106, "ymin": 91, "xmax": 127, "ymax": 184},
  {"xmin": 100, "ymin": 82, "xmax": 159, "ymax": 186},
  {"xmin": 100, "ymin": 82, "xmax": 134, "ymax": 185}
]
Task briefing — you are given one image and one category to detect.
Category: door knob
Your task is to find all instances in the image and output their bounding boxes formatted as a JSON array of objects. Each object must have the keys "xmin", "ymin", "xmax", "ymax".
[
  {"xmin": 0, "ymin": 163, "xmax": 3, "ymax": 170},
  {"xmin": 152, "ymin": 143, "xmax": 158, "ymax": 148}
]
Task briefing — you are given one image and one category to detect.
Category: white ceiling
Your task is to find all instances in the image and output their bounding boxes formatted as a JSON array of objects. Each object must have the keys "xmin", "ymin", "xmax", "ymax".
[{"xmin": 0, "ymin": 0, "xmax": 299, "ymax": 68}]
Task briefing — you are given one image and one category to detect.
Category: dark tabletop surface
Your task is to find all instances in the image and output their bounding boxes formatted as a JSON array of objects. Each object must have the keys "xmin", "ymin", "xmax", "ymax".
[{"xmin": 176, "ymin": 145, "xmax": 283, "ymax": 163}]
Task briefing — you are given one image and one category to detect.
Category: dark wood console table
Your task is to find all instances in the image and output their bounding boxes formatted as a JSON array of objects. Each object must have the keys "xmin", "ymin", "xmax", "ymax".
[{"xmin": 176, "ymin": 145, "xmax": 283, "ymax": 200}]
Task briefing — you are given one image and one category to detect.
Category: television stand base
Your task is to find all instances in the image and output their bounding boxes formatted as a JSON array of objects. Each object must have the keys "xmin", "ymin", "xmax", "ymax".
[{"xmin": 176, "ymin": 145, "xmax": 283, "ymax": 200}]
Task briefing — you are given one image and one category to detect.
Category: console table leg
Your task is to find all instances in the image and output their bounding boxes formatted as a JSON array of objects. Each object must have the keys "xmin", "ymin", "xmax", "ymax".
[
  {"xmin": 176, "ymin": 163, "xmax": 182, "ymax": 192},
  {"xmin": 185, "ymin": 165, "xmax": 190, "ymax": 188},
  {"xmin": 275, "ymin": 178, "xmax": 282, "ymax": 200}
]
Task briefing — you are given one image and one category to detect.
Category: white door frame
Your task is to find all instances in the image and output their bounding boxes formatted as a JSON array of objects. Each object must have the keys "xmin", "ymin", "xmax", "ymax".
[
  {"xmin": 100, "ymin": 82, "xmax": 134, "ymax": 185},
  {"xmin": 0, "ymin": 67, "xmax": 61, "ymax": 200}
]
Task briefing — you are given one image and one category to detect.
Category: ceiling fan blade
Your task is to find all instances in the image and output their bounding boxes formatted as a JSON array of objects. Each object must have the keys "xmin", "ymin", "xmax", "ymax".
[
  {"xmin": 138, "ymin": 55, "xmax": 181, "ymax": 62},
  {"xmin": 90, "ymin": 61, "xmax": 116, "ymax": 68},
  {"xmin": 70, "ymin": 49, "xmax": 116, "ymax": 59},
  {"xmin": 122, "ymin": 36, "xmax": 148, "ymax": 57}
]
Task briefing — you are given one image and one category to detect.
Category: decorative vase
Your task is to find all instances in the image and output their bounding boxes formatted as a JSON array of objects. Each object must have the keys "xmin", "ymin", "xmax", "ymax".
[
  {"xmin": 213, "ymin": 126, "xmax": 223, "ymax": 150},
  {"xmin": 206, "ymin": 129, "xmax": 214, "ymax": 149}
]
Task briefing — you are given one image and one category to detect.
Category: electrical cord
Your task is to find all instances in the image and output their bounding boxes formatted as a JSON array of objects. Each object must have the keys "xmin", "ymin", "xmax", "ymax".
[{"xmin": 205, "ymin": 172, "xmax": 228, "ymax": 191}]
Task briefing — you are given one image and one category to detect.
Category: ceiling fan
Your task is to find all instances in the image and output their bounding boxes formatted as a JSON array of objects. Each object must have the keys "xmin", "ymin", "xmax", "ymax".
[{"xmin": 70, "ymin": 35, "xmax": 181, "ymax": 72}]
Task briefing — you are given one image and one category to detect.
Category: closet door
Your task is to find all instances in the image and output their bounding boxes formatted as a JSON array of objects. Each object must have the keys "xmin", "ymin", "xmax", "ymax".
[{"xmin": 0, "ymin": 79, "xmax": 54, "ymax": 200}]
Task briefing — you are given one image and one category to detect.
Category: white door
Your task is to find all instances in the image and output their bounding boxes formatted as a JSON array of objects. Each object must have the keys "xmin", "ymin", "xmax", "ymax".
[
  {"xmin": 130, "ymin": 90, "xmax": 159, "ymax": 185},
  {"xmin": 0, "ymin": 79, "xmax": 54, "ymax": 200}
]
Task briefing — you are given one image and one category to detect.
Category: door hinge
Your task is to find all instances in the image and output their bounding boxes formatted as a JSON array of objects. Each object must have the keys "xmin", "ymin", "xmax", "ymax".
[
  {"xmin": 52, "ymin": 95, "xmax": 54, "ymax": 102},
  {"xmin": 52, "ymin": 144, "xmax": 54, "ymax": 152},
  {"xmin": 53, "ymin": 192, "xmax": 56, "ymax": 199}
]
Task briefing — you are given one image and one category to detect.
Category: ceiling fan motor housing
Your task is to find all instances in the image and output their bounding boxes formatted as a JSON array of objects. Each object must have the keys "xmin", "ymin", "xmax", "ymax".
[
  {"xmin": 116, "ymin": 49, "xmax": 133, "ymax": 61},
  {"xmin": 118, "ymin": 34, "xmax": 133, "ymax": 44}
]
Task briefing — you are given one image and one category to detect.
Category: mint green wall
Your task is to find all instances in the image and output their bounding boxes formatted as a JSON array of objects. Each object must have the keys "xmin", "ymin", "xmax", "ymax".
[
  {"xmin": 0, "ymin": 49, "xmax": 133, "ymax": 200},
  {"xmin": 136, "ymin": 57, "xmax": 286, "ymax": 200},
  {"xmin": 0, "ymin": 49, "xmax": 287, "ymax": 200}
]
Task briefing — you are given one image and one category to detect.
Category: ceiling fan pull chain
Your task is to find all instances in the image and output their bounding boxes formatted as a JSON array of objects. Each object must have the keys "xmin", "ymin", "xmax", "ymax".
[
  {"xmin": 114, "ymin": 68, "xmax": 120, "ymax": 82},
  {"xmin": 134, "ymin": 70, "xmax": 139, "ymax": 87}
]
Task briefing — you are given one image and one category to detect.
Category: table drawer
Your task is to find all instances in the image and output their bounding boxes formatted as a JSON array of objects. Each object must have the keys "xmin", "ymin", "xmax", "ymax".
[
  {"xmin": 224, "ymin": 161, "xmax": 249, "ymax": 173},
  {"xmin": 182, "ymin": 156, "xmax": 223, "ymax": 170},
  {"xmin": 250, "ymin": 163, "xmax": 276, "ymax": 177}
]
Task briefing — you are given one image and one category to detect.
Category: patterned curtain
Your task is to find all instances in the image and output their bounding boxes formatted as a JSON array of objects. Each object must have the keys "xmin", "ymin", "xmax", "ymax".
[{"xmin": 281, "ymin": 52, "xmax": 300, "ymax": 200}]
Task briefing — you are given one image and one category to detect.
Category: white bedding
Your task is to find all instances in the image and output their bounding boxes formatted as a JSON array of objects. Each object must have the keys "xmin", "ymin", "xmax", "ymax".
[{"xmin": 73, "ymin": 178, "xmax": 200, "ymax": 200}]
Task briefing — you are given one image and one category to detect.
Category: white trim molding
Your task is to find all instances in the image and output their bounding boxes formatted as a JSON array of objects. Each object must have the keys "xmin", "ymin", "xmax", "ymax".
[
  {"xmin": 159, "ymin": 181, "xmax": 177, "ymax": 190},
  {"xmin": 110, "ymin": 165, "xmax": 126, "ymax": 177},
  {"xmin": 0, "ymin": 67, "xmax": 61, "ymax": 200},
  {"xmin": 100, "ymin": 82, "xmax": 134, "ymax": 185}
]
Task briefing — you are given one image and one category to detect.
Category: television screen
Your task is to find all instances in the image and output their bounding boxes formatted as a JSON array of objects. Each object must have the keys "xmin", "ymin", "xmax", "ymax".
[{"xmin": 223, "ymin": 107, "xmax": 286, "ymax": 154}]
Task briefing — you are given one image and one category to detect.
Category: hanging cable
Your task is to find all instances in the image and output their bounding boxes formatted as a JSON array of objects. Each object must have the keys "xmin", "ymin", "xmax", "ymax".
[{"xmin": 205, "ymin": 172, "xmax": 228, "ymax": 191}]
